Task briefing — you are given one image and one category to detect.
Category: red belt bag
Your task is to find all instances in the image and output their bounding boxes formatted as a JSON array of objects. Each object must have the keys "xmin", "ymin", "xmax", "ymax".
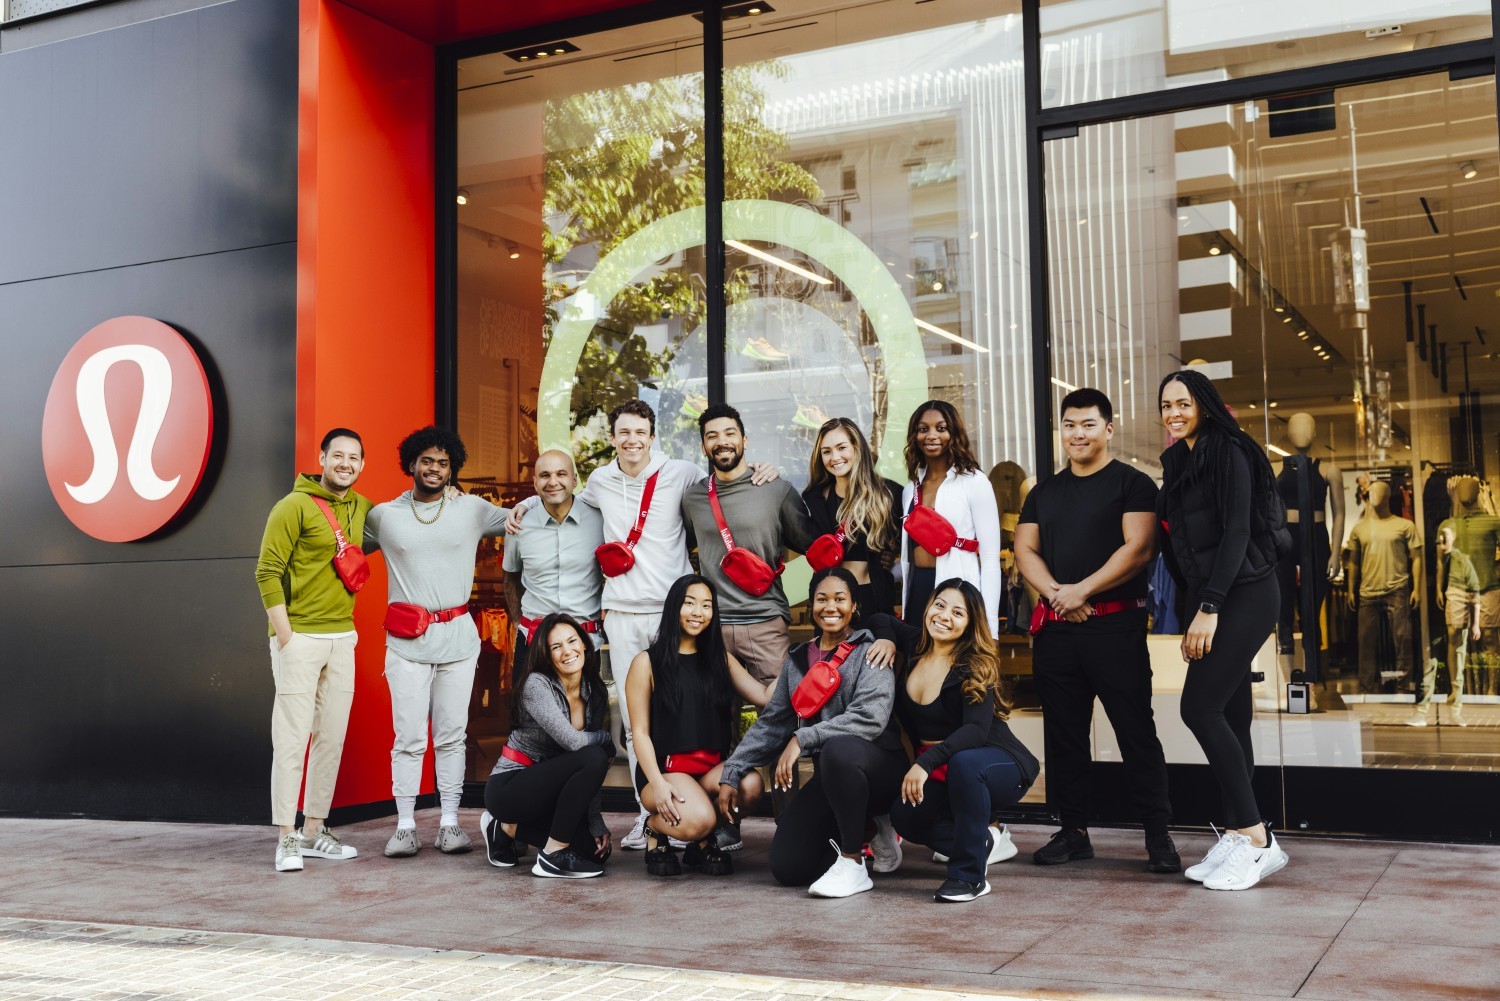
[
  {"xmin": 791, "ymin": 640, "xmax": 856, "ymax": 719},
  {"xmin": 1029, "ymin": 596, "xmax": 1148, "ymax": 636},
  {"xmin": 805, "ymin": 523, "xmax": 847, "ymax": 572},
  {"xmin": 501, "ymin": 744, "xmax": 534, "ymax": 767},
  {"xmin": 384, "ymin": 603, "xmax": 469, "ymax": 639},
  {"xmin": 664, "ymin": 749, "xmax": 722, "ymax": 775},
  {"xmin": 311, "ymin": 497, "xmax": 370, "ymax": 593},
  {"xmin": 519, "ymin": 615, "xmax": 601, "ymax": 642},
  {"xmin": 595, "ymin": 470, "xmax": 660, "ymax": 577},
  {"xmin": 708, "ymin": 477, "xmax": 783, "ymax": 597},
  {"xmin": 904, "ymin": 483, "xmax": 978, "ymax": 558}
]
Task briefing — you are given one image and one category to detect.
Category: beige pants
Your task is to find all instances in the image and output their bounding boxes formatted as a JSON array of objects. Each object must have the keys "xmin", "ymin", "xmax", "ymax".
[
  {"xmin": 723, "ymin": 618, "xmax": 791, "ymax": 686},
  {"xmin": 269, "ymin": 633, "xmax": 357, "ymax": 826}
]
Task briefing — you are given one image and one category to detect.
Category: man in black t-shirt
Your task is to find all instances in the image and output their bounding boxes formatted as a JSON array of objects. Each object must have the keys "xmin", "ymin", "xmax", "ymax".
[{"xmin": 1015, "ymin": 388, "xmax": 1178, "ymax": 873}]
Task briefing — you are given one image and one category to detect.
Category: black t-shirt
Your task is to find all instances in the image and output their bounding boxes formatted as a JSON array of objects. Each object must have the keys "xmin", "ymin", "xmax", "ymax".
[{"xmin": 1018, "ymin": 459, "xmax": 1158, "ymax": 632}]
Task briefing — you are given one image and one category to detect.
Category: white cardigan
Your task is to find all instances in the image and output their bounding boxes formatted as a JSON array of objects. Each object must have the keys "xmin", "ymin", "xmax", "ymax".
[{"xmin": 900, "ymin": 467, "xmax": 1005, "ymax": 633}]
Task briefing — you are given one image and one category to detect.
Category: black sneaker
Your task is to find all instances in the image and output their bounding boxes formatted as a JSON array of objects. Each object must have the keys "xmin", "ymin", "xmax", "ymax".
[
  {"xmin": 532, "ymin": 846, "xmax": 604, "ymax": 879},
  {"xmin": 1145, "ymin": 833, "xmax": 1182, "ymax": 873},
  {"xmin": 934, "ymin": 877, "xmax": 991, "ymax": 902},
  {"xmin": 684, "ymin": 838, "xmax": 734, "ymax": 875},
  {"xmin": 644, "ymin": 838, "xmax": 681, "ymax": 877},
  {"xmin": 1032, "ymin": 828, "xmax": 1093, "ymax": 865},
  {"xmin": 713, "ymin": 822, "xmax": 744, "ymax": 853},
  {"xmin": 479, "ymin": 810, "xmax": 516, "ymax": 868}
]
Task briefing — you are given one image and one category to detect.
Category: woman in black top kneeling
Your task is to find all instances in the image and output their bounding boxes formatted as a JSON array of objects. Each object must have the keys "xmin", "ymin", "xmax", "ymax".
[
  {"xmin": 481, "ymin": 613, "xmax": 615, "ymax": 879},
  {"xmin": 878, "ymin": 579, "xmax": 1039, "ymax": 902},
  {"xmin": 626, "ymin": 574, "xmax": 770, "ymax": 877}
]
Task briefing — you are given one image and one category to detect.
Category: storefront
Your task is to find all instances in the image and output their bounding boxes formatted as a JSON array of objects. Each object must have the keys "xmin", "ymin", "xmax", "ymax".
[{"xmin": 4, "ymin": 0, "xmax": 1498, "ymax": 840}]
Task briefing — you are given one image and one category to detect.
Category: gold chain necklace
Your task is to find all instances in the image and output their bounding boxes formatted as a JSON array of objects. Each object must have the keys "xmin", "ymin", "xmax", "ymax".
[{"xmin": 410, "ymin": 491, "xmax": 446, "ymax": 525}]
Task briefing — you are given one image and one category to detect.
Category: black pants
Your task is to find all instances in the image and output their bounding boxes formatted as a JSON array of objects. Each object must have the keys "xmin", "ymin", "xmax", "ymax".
[
  {"xmin": 1356, "ymin": 591, "xmax": 1413, "ymax": 692},
  {"xmin": 905, "ymin": 565, "xmax": 937, "ymax": 623},
  {"xmin": 1180, "ymin": 574, "xmax": 1279, "ymax": 830},
  {"xmin": 768, "ymin": 735, "xmax": 907, "ymax": 886},
  {"xmin": 1276, "ymin": 524, "xmax": 1331, "ymax": 656},
  {"xmin": 483, "ymin": 743, "xmax": 610, "ymax": 849},
  {"xmin": 891, "ymin": 747, "xmax": 1027, "ymax": 885},
  {"xmin": 1033, "ymin": 626, "xmax": 1171, "ymax": 834}
]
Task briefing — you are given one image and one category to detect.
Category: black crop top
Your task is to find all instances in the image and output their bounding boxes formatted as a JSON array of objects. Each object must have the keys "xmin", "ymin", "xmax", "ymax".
[
  {"xmin": 803, "ymin": 479, "xmax": 904, "ymax": 564},
  {"xmin": 897, "ymin": 686, "xmax": 952, "ymax": 743},
  {"xmin": 1276, "ymin": 454, "xmax": 1328, "ymax": 514},
  {"xmin": 648, "ymin": 651, "xmax": 733, "ymax": 766}
]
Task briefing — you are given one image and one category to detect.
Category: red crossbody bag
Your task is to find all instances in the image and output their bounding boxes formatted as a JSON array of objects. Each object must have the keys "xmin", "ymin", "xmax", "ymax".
[
  {"xmin": 707, "ymin": 477, "xmax": 783, "ymax": 596},
  {"xmin": 594, "ymin": 470, "xmax": 659, "ymax": 577},
  {"xmin": 664, "ymin": 750, "xmax": 723, "ymax": 775},
  {"xmin": 310, "ymin": 497, "xmax": 370, "ymax": 593},
  {"xmin": 903, "ymin": 480, "xmax": 979, "ymax": 558},
  {"xmin": 790, "ymin": 640, "xmax": 857, "ymax": 719},
  {"xmin": 805, "ymin": 522, "xmax": 847, "ymax": 572}
]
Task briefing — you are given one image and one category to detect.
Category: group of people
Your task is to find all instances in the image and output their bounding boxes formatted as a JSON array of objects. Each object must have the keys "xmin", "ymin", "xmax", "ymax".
[{"xmin": 253, "ymin": 368, "xmax": 1292, "ymax": 901}]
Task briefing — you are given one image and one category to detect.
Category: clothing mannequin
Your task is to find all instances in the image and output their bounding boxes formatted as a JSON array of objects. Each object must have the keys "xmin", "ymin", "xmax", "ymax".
[
  {"xmin": 1344, "ymin": 482, "xmax": 1420, "ymax": 694},
  {"xmin": 1275, "ymin": 413, "xmax": 1345, "ymax": 675},
  {"xmin": 1411, "ymin": 525, "xmax": 1474, "ymax": 726}
]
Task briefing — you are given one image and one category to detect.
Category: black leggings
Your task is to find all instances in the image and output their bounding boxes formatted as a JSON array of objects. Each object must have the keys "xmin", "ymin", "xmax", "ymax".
[
  {"xmin": 768, "ymin": 735, "xmax": 907, "ymax": 886},
  {"xmin": 1180, "ymin": 574, "xmax": 1279, "ymax": 829},
  {"xmin": 483, "ymin": 743, "xmax": 610, "ymax": 848},
  {"xmin": 905, "ymin": 565, "xmax": 937, "ymax": 623}
]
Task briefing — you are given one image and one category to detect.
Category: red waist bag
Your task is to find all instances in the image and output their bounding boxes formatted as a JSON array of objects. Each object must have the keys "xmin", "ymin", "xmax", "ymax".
[
  {"xmin": 664, "ymin": 750, "xmax": 722, "ymax": 775},
  {"xmin": 384, "ymin": 603, "xmax": 470, "ymax": 639},
  {"xmin": 708, "ymin": 477, "xmax": 783, "ymax": 597},
  {"xmin": 311, "ymin": 497, "xmax": 370, "ymax": 593},
  {"xmin": 595, "ymin": 470, "xmax": 659, "ymax": 577},
  {"xmin": 791, "ymin": 641, "xmax": 857, "ymax": 719},
  {"xmin": 903, "ymin": 482, "xmax": 978, "ymax": 558},
  {"xmin": 805, "ymin": 523, "xmax": 846, "ymax": 572}
]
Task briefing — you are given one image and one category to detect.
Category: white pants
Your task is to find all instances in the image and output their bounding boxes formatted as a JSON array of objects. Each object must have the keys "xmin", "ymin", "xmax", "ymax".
[
  {"xmin": 384, "ymin": 649, "xmax": 479, "ymax": 805},
  {"xmin": 602, "ymin": 609, "xmax": 660, "ymax": 809}
]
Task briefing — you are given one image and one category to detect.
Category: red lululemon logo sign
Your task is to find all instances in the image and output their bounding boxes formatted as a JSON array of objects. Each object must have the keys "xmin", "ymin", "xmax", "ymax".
[{"xmin": 42, "ymin": 317, "xmax": 214, "ymax": 542}]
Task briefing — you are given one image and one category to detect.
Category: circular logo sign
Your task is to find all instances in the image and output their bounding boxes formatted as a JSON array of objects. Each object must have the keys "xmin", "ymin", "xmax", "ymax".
[{"xmin": 42, "ymin": 316, "xmax": 214, "ymax": 542}]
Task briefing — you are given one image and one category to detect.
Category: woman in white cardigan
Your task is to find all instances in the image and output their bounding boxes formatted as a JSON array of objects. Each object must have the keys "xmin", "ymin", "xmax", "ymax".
[{"xmin": 900, "ymin": 400, "xmax": 1004, "ymax": 634}]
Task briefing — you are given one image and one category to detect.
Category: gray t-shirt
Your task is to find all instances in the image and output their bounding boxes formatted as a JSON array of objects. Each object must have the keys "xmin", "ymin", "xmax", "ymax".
[
  {"xmin": 680, "ymin": 473, "xmax": 817, "ymax": 624},
  {"xmin": 365, "ymin": 492, "xmax": 509, "ymax": 663}
]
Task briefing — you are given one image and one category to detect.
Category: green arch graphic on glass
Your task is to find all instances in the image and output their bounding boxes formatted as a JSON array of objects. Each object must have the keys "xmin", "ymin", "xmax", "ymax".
[{"xmin": 539, "ymin": 198, "xmax": 930, "ymax": 595}]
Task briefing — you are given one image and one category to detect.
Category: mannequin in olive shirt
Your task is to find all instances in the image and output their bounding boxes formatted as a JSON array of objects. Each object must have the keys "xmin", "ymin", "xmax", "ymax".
[{"xmin": 1345, "ymin": 482, "xmax": 1421, "ymax": 693}]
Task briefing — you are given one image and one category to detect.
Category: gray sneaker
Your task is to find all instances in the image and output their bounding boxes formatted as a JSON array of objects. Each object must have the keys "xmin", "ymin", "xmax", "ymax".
[
  {"xmin": 384, "ymin": 828, "xmax": 420, "ymax": 858},
  {"xmin": 300, "ymin": 826, "xmax": 358, "ymax": 860},
  {"xmin": 435, "ymin": 825, "xmax": 473, "ymax": 854},
  {"xmin": 275, "ymin": 832, "xmax": 304, "ymax": 872}
]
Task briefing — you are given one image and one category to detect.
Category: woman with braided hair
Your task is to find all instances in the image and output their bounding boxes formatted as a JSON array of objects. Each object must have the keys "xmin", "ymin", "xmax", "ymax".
[{"xmin": 1157, "ymin": 370, "xmax": 1288, "ymax": 891}]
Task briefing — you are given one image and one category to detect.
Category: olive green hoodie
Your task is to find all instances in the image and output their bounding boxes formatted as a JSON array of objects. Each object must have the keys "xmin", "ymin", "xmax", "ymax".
[{"xmin": 255, "ymin": 474, "xmax": 372, "ymax": 634}]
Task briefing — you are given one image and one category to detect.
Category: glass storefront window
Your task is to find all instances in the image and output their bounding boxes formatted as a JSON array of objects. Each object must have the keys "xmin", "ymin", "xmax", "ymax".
[{"xmin": 1040, "ymin": 0, "xmax": 1493, "ymax": 108}]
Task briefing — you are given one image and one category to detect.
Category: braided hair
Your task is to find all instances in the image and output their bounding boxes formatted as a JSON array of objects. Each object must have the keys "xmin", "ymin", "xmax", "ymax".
[{"xmin": 1157, "ymin": 369, "xmax": 1278, "ymax": 531}]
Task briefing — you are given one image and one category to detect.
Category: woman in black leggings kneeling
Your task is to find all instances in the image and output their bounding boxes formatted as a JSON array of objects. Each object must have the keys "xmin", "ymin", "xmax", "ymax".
[
  {"xmin": 717, "ymin": 567, "xmax": 903, "ymax": 898},
  {"xmin": 1158, "ymin": 370, "xmax": 1287, "ymax": 891},
  {"xmin": 480, "ymin": 613, "xmax": 615, "ymax": 879}
]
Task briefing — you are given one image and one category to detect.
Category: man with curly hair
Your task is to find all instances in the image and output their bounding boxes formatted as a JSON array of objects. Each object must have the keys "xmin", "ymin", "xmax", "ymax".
[{"xmin": 364, "ymin": 426, "xmax": 510, "ymax": 858}]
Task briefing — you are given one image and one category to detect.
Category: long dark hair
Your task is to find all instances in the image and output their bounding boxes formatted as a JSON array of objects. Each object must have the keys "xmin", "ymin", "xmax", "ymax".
[
  {"xmin": 904, "ymin": 400, "xmax": 981, "ymax": 480},
  {"xmin": 1156, "ymin": 369, "xmax": 1278, "ymax": 525},
  {"xmin": 513, "ymin": 613, "xmax": 606, "ymax": 718},
  {"xmin": 912, "ymin": 578, "xmax": 1011, "ymax": 719},
  {"xmin": 645, "ymin": 574, "xmax": 733, "ymax": 718}
]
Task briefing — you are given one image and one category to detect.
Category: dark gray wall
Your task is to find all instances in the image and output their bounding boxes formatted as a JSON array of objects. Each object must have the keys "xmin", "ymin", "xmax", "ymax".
[{"xmin": 0, "ymin": 0, "xmax": 297, "ymax": 821}]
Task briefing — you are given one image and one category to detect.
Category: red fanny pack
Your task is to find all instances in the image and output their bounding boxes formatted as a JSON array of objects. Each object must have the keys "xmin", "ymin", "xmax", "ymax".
[
  {"xmin": 904, "ymin": 482, "xmax": 979, "ymax": 558},
  {"xmin": 1029, "ymin": 597, "xmax": 1148, "ymax": 636},
  {"xmin": 519, "ymin": 616, "xmax": 601, "ymax": 642},
  {"xmin": 501, "ymin": 744, "xmax": 534, "ymax": 767},
  {"xmin": 595, "ymin": 470, "xmax": 660, "ymax": 577},
  {"xmin": 791, "ymin": 641, "xmax": 857, "ymax": 719},
  {"xmin": 805, "ymin": 523, "xmax": 847, "ymax": 572},
  {"xmin": 384, "ymin": 603, "xmax": 469, "ymax": 639},
  {"xmin": 708, "ymin": 477, "xmax": 783, "ymax": 596},
  {"xmin": 664, "ymin": 749, "xmax": 722, "ymax": 775},
  {"xmin": 311, "ymin": 497, "xmax": 370, "ymax": 593}
]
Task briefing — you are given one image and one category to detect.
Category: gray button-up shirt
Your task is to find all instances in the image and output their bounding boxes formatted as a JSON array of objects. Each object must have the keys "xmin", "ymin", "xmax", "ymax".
[{"xmin": 502, "ymin": 499, "xmax": 604, "ymax": 624}]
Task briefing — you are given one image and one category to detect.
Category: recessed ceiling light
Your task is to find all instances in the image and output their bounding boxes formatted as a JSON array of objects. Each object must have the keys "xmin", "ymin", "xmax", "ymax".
[
  {"xmin": 1208, "ymin": 245, "xmax": 1222, "ymax": 256},
  {"xmin": 502, "ymin": 39, "xmax": 580, "ymax": 62},
  {"xmin": 1269, "ymin": 402, "xmax": 1278, "ymax": 408},
  {"xmin": 1461, "ymin": 160, "xmax": 1478, "ymax": 180},
  {"xmin": 456, "ymin": 188, "xmax": 470, "ymax": 205}
]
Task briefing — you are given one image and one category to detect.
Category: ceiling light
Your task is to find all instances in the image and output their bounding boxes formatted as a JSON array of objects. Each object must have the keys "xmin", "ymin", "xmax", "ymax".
[
  {"xmin": 504, "ymin": 238, "xmax": 520, "ymax": 259},
  {"xmin": 696, "ymin": 2, "xmax": 775, "ymax": 21},
  {"xmin": 1268, "ymin": 444, "xmax": 1291, "ymax": 457},
  {"xmin": 726, "ymin": 240, "xmax": 832, "ymax": 285},
  {"xmin": 1274, "ymin": 304, "xmax": 1285, "ymax": 313},
  {"xmin": 1282, "ymin": 315, "xmax": 1293, "ymax": 324},
  {"xmin": 1248, "ymin": 402, "xmax": 1258, "ymax": 409},
  {"xmin": 1208, "ymin": 245, "xmax": 1222, "ymax": 256},
  {"xmin": 916, "ymin": 318, "xmax": 990, "ymax": 353},
  {"xmin": 456, "ymin": 188, "xmax": 470, "ymax": 205},
  {"xmin": 503, "ymin": 40, "xmax": 580, "ymax": 61},
  {"xmin": 1050, "ymin": 377, "xmax": 1078, "ymax": 392},
  {"xmin": 932, "ymin": 281, "xmax": 944, "ymax": 291},
  {"xmin": 1268, "ymin": 402, "xmax": 1278, "ymax": 408},
  {"xmin": 1461, "ymin": 160, "xmax": 1478, "ymax": 180},
  {"xmin": 1298, "ymin": 331, "xmax": 1309, "ymax": 339}
]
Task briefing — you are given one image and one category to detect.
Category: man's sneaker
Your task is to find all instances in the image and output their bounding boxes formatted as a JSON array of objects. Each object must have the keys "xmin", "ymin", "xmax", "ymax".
[
  {"xmin": 683, "ymin": 839, "xmax": 734, "ymax": 875},
  {"xmin": 869, "ymin": 814, "xmax": 903, "ymax": 873},
  {"xmin": 300, "ymin": 827, "xmax": 358, "ymax": 860},
  {"xmin": 1145, "ymin": 833, "xmax": 1182, "ymax": 873},
  {"xmin": 934, "ymin": 824, "xmax": 1016, "ymax": 865},
  {"xmin": 533, "ymin": 846, "xmax": 605, "ymax": 879},
  {"xmin": 934, "ymin": 878, "xmax": 991, "ymax": 903},
  {"xmin": 478, "ymin": 811, "xmax": 516, "ymax": 868},
  {"xmin": 384, "ymin": 828, "xmax": 419, "ymax": 858},
  {"xmin": 1202, "ymin": 831, "xmax": 1289, "ymax": 891},
  {"xmin": 808, "ymin": 840, "xmax": 873, "ymax": 898},
  {"xmin": 621, "ymin": 811, "xmax": 650, "ymax": 850},
  {"xmin": 435, "ymin": 825, "xmax": 472, "ymax": 854},
  {"xmin": 1032, "ymin": 828, "xmax": 1092, "ymax": 865},
  {"xmin": 275, "ymin": 833, "xmax": 303, "ymax": 872},
  {"xmin": 1184, "ymin": 827, "xmax": 1236, "ymax": 882},
  {"xmin": 1405, "ymin": 709, "xmax": 1431, "ymax": 727},
  {"xmin": 713, "ymin": 822, "xmax": 744, "ymax": 853},
  {"xmin": 644, "ymin": 838, "xmax": 681, "ymax": 876},
  {"xmin": 1449, "ymin": 708, "xmax": 1470, "ymax": 727}
]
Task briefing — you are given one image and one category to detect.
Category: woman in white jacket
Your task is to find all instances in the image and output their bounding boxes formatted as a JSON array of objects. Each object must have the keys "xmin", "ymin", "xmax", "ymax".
[{"xmin": 900, "ymin": 400, "xmax": 1004, "ymax": 634}]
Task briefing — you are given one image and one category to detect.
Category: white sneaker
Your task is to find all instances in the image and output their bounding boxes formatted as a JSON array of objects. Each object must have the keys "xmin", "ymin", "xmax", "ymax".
[
  {"xmin": 1448, "ymin": 708, "xmax": 1469, "ymax": 727},
  {"xmin": 986, "ymin": 824, "xmax": 1018, "ymax": 865},
  {"xmin": 1202, "ymin": 832, "xmax": 1288, "ymax": 891},
  {"xmin": 1184, "ymin": 827, "xmax": 1236, "ymax": 882},
  {"xmin": 1405, "ymin": 709, "xmax": 1430, "ymax": 727},
  {"xmin": 300, "ymin": 826, "xmax": 358, "ymax": 860},
  {"xmin": 869, "ymin": 814, "xmax": 903, "ymax": 873},
  {"xmin": 621, "ymin": 812, "xmax": 650, "ymax": 851},
  {"xmin": 275, "ymin": 832, "xmax": 303, "ymax": 872},
  {"xmin": 808, "ymin": 840, "xmax": 874, "ymax": 898}
]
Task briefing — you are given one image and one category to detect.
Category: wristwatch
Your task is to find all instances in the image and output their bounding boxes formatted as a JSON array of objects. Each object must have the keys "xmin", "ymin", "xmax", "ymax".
[{"xmin": 1198, "ymin": 601, "xmax": 1220, "ymax": 615}]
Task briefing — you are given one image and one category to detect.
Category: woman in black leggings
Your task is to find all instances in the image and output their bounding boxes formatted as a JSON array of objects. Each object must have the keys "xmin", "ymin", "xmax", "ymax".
[
  {"xmin": 480, "ymin": 613, "xmax": 615, "ymax": 879},
  {"xmin": 1157, "ymin": 370, "xmax": 1288, "ymax": 892},
  {"xmin": 717, "ymin": 567, "xmax": 904, "ymax": 898}
]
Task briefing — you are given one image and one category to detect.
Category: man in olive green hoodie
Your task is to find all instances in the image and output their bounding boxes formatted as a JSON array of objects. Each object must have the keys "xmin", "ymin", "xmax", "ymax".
[{"xmin": 255, "ymin": 428, "xmax": 372, "ymax": 872}]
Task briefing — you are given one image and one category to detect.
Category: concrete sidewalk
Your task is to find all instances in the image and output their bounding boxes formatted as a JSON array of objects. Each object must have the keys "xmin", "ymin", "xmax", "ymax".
[{"xmin": 0, "ymin": 812, "xmax": 1496, "ymax": 1000}]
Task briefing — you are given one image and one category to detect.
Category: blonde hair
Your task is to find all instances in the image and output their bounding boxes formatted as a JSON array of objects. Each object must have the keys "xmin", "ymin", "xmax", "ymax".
[
  {"xmin": 913, "ymin": 579, "xmax": 1012, "ymax": 720},
  {"xmin": 806, "ymin": 417, "xmax": 896, "ymax": 554}
]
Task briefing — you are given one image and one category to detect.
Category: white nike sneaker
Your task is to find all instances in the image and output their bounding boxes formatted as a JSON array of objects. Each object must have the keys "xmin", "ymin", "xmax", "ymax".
[
  {"xmin": 808, "ymin": 840, "xmax": 874, "ymax": 898},
  {"xmin": 1202, "ymin": 832, "xmax": 1289, "ymax": 891},
  {"xmin": 933, "ymin": 824, "xmax": 1015, "ymax": 865},
  {"xmin": 1184, "ymin": 827, "xmax": 1236, "ymax": 882}
]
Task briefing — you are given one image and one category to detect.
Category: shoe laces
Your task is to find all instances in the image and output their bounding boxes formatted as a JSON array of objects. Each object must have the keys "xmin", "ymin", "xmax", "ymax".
[
  {"xmin": 312, "ymin": 828, "xmax": 343, "ymax": 849},
  {"xmin": 1216, "ymin": 833, "xmax": 1256, "ymax": 872},
  {"xmin": 279, "ymin": 833, "xmax": 302, "ymax": 855}
]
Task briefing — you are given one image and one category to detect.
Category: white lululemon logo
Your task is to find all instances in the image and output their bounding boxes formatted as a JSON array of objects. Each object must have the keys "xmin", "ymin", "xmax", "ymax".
[{"xmin": 43, "ymin": 317, "xmax": 215, "ymax": 542}]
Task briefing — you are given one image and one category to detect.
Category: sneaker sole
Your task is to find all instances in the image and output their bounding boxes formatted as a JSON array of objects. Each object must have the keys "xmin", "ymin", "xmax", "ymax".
[
  {"xmin": 437, "ymin": 841, "xmax": 473, "ymax": 855},
  {"xmin": 808, "ymin": 879, "xmax": 873, "ymax": 898},
  {"xmin": 1204, "ymin": 851, "xmax": 1289, "ymax": 891},
  {"xmin": 685, "ymin": 858, "xmax": 734, "ymax": 876},
  {"xmin": 871, "ymin": 856, "xmax": 902, "ymax": 874},
  {"xmin": 1146, "ymin": 858, "xmax": 1183, "ymax": 873},
  {"xmin": 936, "ymin": 881, "xmax": 992, "ymax": 903},
  {"xmin": 301, "ymin": 849, "xmax": 358, "ymax": 860},
  {"xmin": 646, "ymin": 861, "xmax": 683, "ymax": 876},
  {"xmin": 275, "ymin": 860, "xmax": 303, "ymax": 872},
  {"xmin": 384, "ymin": 844, "xmax": 419, "ymax": 858},
  {"xmin": 532, "ymin": 858, "xmax": 604, "ymax": 879}
]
